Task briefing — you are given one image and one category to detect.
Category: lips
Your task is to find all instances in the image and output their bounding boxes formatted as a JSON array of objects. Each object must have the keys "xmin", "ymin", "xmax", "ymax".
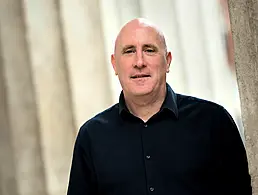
[{"xmin": 130, "ymin": 74, "xmax": 151, "ymax": 79}]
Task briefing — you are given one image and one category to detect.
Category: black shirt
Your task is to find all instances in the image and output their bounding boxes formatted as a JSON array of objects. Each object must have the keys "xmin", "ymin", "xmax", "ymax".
[{"xmin": 67, "ymin": 83, "xmax": 252, "ymax": 195}]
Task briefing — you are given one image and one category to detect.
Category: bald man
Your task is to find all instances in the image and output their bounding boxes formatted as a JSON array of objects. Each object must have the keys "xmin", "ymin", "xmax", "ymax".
[{"xmin": 67, "ymin": 18, "xmax": 251, "ymax": 195}]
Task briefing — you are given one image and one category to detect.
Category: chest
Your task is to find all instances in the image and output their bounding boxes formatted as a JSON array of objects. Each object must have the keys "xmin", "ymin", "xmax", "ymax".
[{"xmin": 90, "ymin": 120, "xmax": 213, "ymax": 187}]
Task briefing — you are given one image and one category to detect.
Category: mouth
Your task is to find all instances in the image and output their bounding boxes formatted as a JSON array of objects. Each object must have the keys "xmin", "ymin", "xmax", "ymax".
[{"xmin": 130, "ymin": 74, "xmax": 151, "ymax": 79}]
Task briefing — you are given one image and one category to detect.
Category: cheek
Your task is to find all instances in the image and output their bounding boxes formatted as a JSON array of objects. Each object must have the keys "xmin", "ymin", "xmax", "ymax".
[
  {"xmin": 117, "ymin": 59, "xmax": 132, "ymax": 73},
  {"xmin": 149, "ymin": 59, "xmax": 167, "ymax": 73}
]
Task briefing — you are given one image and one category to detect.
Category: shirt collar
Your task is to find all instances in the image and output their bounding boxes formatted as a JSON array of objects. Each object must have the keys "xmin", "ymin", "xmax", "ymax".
[{"xmin": 118, "ymin": 83, "xmax": 178, "ymax": 118}]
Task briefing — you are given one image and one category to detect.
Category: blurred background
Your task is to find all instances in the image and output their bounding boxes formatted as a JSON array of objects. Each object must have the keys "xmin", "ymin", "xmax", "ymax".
[{"xmin": 0, "ymin": 0, "xmax": 243, "ymax": 195}]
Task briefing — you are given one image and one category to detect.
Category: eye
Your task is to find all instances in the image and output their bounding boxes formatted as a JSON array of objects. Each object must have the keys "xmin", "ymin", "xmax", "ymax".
[
  {"xmin": 123, "ymin": 48, "xmax": 136, "ymax": 54},
  {"xmin": 145, "ymin": 48, "xmax": 155, "ymax": 53},
  {"xmin": 144, "ymin": 47, "xmax": 157, "ymax": 54},
  {"xmin": 124, "ymin": 49, "xmax": 134, "ymax": 53}
]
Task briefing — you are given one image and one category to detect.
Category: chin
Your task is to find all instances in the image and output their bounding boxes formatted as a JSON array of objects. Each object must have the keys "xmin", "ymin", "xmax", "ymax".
[
  {"xmin": 130, "ymin": 87, "xmax": 154, "ymax": 97},
  {"xmin": 122, "ymin": 80, "xmax": 156, "ymax": 96}
]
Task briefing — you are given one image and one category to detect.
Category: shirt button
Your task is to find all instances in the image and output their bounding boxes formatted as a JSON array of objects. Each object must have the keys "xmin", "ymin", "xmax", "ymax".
[
  {"xmin": 146, "ymin": 155, "xmax": 151, "ymax": 160},
  {"xmin": 149, "ymin": 187, "xmax": 155, "ymax": 192},
  {"xmin": 144, "ymin": 124, "xmax": 148, "ymax": 127}
]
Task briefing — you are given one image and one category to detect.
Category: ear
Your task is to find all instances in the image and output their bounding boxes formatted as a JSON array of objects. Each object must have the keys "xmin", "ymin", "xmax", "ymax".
[
  {"xmin": 166, "ymin": 51, "xmax": 172, "ymax": 73},
  {"xmin": 111, "ymin": 54, "xmax": 118, "ymax": 75}
]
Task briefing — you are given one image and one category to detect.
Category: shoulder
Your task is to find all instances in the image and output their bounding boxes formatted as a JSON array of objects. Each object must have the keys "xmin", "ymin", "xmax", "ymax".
[
  {"xmin": 176, "ymin": 94, "xmax": 240, "ymax": 138},
  {"xmin": 77, "ymin": 103, "xmax": 119, "ymax": 139},
  {"xmin": 176, "ymin": 93, "xmax": 230, "ymax": 119}
]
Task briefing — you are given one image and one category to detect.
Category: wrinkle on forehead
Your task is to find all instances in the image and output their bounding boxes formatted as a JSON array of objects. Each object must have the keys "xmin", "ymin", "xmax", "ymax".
[{"xmin": 114, "ymin": 18, "xmax": 167, "ymax": 53}]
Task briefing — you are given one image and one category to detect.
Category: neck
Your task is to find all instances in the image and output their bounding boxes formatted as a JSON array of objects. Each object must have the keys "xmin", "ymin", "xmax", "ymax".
[{"xmin": 124, "ymin": 85, "xmax": 167, "ymax": 122}]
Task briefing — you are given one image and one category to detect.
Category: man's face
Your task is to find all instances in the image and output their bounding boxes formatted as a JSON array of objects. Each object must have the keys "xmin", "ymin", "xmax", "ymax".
[{"xmin": 111, "ymin": 23, "xmax": 171, "ymax": 97}]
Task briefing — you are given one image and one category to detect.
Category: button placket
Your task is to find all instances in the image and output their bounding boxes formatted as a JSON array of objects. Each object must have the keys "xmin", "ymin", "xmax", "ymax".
[{"xmin": 141, "ymin": 121, "xmax": 155, "ymax": 194}]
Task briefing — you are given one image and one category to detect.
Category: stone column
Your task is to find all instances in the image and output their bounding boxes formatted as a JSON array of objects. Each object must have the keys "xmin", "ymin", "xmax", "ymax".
[
  {"xmin": 22, "ymin": 1, "xmax": 76, "ymax": 195},
  {"xmin": 99, "ymin": 0, "xmax": 122, "ymax": 102},
  {"xmin": 0, "ymin": 0, "xmax": 47, "ymax": 195},
  {"xmin": 0, "ymin": 45, "xmax": 18, "ymax": 195},
  {"xmin": 59, "ymin": 0, "xmax": 113, "ymax": 128},
  {"xmin": 228, "ymin": 0, "xmax": 258, "ymax": 194}
]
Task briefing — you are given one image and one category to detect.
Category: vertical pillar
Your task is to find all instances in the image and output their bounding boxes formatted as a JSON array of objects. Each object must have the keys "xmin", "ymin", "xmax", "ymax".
[
  {"xmin": 22, "ymin": 1, "xmax": 76, "ymax": 195},
  {"xmin": 99, "ymin": 0, "xmax": 121, "ymax": 102},
  {"xmin": 228, "ymin": 0, "xmax": 258, "ymax": 194},
  {"xmin": 0, "ymin": 44, "xmax": 18, "ymax": 195},
  {"xmin": 59, "ymin": 0, "xmax": 113, "ymax": 128},
  {"xmin": 0, "ymin": 0, "xmax": 47, "ymax": 195},
  {"xmin": 116, "ymin": 0, "xmax": 141, "ymax": 25},
  {"xmin": 199, "ymin": 0, "xmax": 243, "ymax": 135},
  {"xmin": 173, "ymin": 0, "xmax": 214, "ymax": 99}
]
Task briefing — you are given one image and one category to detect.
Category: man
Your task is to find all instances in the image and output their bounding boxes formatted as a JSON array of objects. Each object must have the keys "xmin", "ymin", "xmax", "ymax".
[{"xmin": 67, "ymin": 18, "xmax": 252, "ymax": 195}]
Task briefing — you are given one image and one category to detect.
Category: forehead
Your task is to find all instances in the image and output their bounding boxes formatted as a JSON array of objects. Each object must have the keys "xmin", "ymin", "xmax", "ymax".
[{"xmin": 118, "ymin": 25, "xmax": 163, "ymax": 47}]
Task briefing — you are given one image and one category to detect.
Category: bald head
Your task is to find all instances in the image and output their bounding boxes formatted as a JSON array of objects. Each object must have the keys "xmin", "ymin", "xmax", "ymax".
[
  {"xmin": 114, "ymin": 18, "xmax": 167, "ymax": 54},
  {"xmin": 110, "ymin": 18, "xmax": 172, "ymax": 98}
]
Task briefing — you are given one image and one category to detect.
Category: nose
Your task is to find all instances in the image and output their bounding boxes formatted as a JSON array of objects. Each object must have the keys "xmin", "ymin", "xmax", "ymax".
[{"xmin": 134, "ymin": 50, "xmax": 145, "ymax": 69}]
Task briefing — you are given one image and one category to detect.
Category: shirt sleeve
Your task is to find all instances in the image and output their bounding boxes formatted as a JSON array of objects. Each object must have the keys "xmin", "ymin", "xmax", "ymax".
[
  {"xmin": 213, "ymin": 107, "xmax": 252, "ymax": 194},
  {"xmin": 67, "ymin": 126, "xmax": 97, "ymax": 195}
]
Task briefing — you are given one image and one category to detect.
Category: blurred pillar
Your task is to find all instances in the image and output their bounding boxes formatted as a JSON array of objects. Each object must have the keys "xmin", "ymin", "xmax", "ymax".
[
  {"xmin": 59, "ymin": 0, "xmax": 113, "ymax": 128},
  {"xmin": 116, "ymin": 0, "xmax": 141, "ymax": 25},
  {"xmin": 228, "ymin": 0, "xmax": 258, "ymax": 194},
  {"xmin": 0, "ymin": 0, "xmax": 47, "ymax": 195},
  {"xmin": 219, "ymin": 0, "xmax": 235, "ymax": 69},
  {"xmin": 22, "ymin": 1, "xmax": 76, "ymax": 195},
  {"xmin": 99, "ymin": 0, "xmax": 121, "ymax": 102},
  {"xmin": 0, "ymin": 45, "xmax": 18, "ymax": 195},
  {"xmin": 172, "ymin": 0, "xmax": 214, "ymax": 99},
  {"xmin": 199, "ymin": 0, "xmax": 242, "ymax": 134}
]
